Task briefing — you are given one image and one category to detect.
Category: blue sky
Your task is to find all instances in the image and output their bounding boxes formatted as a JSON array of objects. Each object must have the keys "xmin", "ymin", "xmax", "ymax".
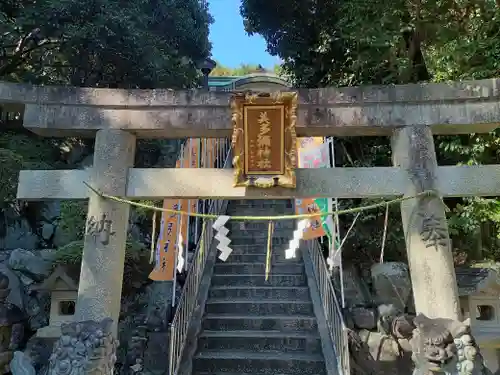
[{"xmin": 208, "ymin": 0, "xmax": 280, "ymax": 69}]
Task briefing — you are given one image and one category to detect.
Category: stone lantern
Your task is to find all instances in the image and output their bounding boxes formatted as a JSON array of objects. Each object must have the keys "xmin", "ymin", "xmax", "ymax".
[
  {"xmin": 32, "ymin": 266, "xmax": 78, "ymax": 339},
  {"xmin": 198, "ymin": 58, "xmax": 216, "ymax": 90}
]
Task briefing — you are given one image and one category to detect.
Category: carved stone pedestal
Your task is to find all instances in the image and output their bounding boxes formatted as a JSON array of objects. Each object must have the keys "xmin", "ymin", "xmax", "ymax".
[
  {"xmin": 409, "ymin": 314, "xmax": 491, "ymax": 375},
  {"xmin": 47, "ymin": 318, "xmax": 118, "ymax": 375},
  {"xmin": 348, "ymin": 309, "xmax": 493, "ymax": 375}
]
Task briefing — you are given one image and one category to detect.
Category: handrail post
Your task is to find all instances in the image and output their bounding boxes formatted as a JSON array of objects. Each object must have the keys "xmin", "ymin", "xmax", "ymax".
[
  {"xmin": 168, "ymin": 141, "xmax": 232, "ymax": 375},
  {"xmin": 305, "ymin": 239, "xmax": 351, "ymax": 375}
]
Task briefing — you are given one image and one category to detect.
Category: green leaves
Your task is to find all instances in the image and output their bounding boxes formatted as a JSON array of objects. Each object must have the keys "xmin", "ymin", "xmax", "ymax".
[
  {"xmin": 0, "ymin": 132, "xmax": 58, "ymax": 209},
  {"xmin": 0, "ymin": 148, "xmax": 23, "ymax": 208},
  {"xmin": 209, "ymin": 62, "xmax": 281, "ymax": 77},
  {"xmin": 241, "ymin": 0, "xmax": 500, "ymax": 264},
  {"xmin": 55, "ymin": 239, "xmax": 146, "ymax": 265},
  {"xmin": 241, "ymin": 0, "xmax": 500, "ymax": 87},
  {"xmin": 1, "ymin": 0, "xmax": 212, "ymax": 88}
]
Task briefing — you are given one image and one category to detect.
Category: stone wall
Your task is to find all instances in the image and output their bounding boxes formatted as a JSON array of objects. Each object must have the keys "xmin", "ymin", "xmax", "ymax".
[
  {"xmin": 342, "ymin": 261, "xmax": 497, "ymax": 375},
  {"xmin": 0, "ymin": 136, "xmax": 184, "ymax": 374},
  {"xmin": 0, "ymin": 234, "xmax": 190, "ymax": 374},
  {"xmin": 0, "ymin": 137, "xmax": 181, "ymax": 251}
]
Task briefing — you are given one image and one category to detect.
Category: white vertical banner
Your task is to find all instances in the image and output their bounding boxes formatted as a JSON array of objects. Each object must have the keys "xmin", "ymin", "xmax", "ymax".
[
  {"xmin": 178, "ymin": 142, "xmax": 185, "ymax": 273},
  {"xmin": 171, "ymin": 142, "xmax": 185, "ymax": 305}
]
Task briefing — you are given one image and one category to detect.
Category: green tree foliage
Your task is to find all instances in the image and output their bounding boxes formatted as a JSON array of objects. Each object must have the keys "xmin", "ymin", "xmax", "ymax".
[
  {"xmin": 54, "ymin": 238, "xmax": 150, "ymax": 294},
  {"xmin": 240, "ymin": 0, "xmax": 347, "ymax": 87},
  {"xmin": 1, "ymin": 0, "xmax": 213, "ymax": 88},
  {"xmin": 241, "ymin": 0, "xmax": 500, "ymax": 86},
  {"xmin": 241, "ymin": 0, "xmax": 500, "ymax": 264},
  {"xmin": 210, "ymin": 61, "xmax": 282, "ymax": 76},
  {"xmin": 0, "ymin": 131, "xmax": 60, "ymax": 239},
  {"xmin": 0, "ymin": 131, "xmax": 57, "ymax": 207},
  {"xmin": 0, "ymin": 0, "xmax": 212, "ymax": 254}
]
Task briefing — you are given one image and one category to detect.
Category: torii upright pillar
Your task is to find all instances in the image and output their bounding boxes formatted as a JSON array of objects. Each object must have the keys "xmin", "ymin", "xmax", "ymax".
[
  {"xmin": 392, "ymin": 125, "xmax": 461, "ymax": 320},
  {"xmin": 74, "ymin": 129, "xmax": 136, "ymax": 336}
]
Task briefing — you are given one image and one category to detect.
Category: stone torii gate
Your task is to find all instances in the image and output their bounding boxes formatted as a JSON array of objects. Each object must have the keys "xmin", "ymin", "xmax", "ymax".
[{"xmin": 5, "ymin": 79, "xmax": 500, "ymax": 336}]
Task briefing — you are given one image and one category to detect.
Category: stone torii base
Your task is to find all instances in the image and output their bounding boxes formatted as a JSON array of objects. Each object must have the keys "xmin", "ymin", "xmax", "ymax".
[{"xmin": 11, "ymin": 318, "xmax": 118, "ymax": 375}]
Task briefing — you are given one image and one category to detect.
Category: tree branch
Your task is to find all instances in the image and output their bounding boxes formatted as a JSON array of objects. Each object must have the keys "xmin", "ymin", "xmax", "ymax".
[{"xmin": 0, "ymin": 43, "xmax": 60, "ymax": 77}]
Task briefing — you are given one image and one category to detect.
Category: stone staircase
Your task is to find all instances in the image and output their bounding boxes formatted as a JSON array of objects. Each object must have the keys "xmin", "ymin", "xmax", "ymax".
[{"xmin": 191, "ymin": 199, "xmax": 329, "ymax": 375}]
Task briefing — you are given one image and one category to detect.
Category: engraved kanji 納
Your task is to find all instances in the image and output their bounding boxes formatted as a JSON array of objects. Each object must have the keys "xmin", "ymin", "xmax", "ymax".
[{"xmin": 85, "ymin": 213, "xmax": 116, "ymax": 246}]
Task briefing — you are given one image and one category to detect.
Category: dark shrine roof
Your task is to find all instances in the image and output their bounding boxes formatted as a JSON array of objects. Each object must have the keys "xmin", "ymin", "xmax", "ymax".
[{"xmin": 455, "ymin": 267, "xmax": 498, "ymax": 296}]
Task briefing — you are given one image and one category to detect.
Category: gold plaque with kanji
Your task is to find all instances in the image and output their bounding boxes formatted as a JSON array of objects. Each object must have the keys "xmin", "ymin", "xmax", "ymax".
[{"xmin": 231, "ymin": 92, "xmax": 297, "ymax": 188}]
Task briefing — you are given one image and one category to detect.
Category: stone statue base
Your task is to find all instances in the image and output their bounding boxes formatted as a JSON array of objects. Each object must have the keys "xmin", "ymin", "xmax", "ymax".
[
  {"xmin": 410, "ymin": 314, "xmax": 492, "ymax": 375},
  {"xmin": 46, "ymin": 318, "xmax": 118, "ymax": 375},
  {"xmin": 347, "ymin": 308, "xmax": 493, "ymax": 375},
  {"xmin": 36, "ymin": 325, "xmax": 62, "ymax": 338}
]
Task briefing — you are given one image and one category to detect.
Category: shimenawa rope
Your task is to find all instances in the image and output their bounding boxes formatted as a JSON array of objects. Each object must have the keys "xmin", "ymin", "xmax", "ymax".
[{"xmin": 83, "ymin": 181, "xmax": 439, "ymax": 221}]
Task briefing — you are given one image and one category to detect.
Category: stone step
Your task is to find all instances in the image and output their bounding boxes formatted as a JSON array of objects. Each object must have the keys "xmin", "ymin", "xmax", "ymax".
[
  {"xmin": 205, "ymin": 299, "xmax": 314, "ymax": 316},
  {"xmin": 195, "ymin": 372, "xmax": 303, "ymax": 375},
  {"xmin": 208, "ymin": 286, "xmax": 310, "ymax": 301},
  {"xmin": 228, "ymin": 221, "xmax": 295, "ymax": 231},
  {"xmin": 211, "ymin": 274, "xmax": 307, "ymax": 287},
  {"xmin": 228, "ymin": 244, "xmax": 290, "ymax": 255},
  {"xmin": 193, "ymin": 350, "xmax": 326, "ymax": 375},
  {"xmin": 198, "ymin": 330, "xmax": 322, "ymax": 354},
  {"xmin": 213, "ymin": 262, "xmax": 304, "ymax": 275},
  {"xmin": 226, "ymin": 228, "xmax": 294, "ymax": 238},
  {"xmin": 195, "ymin": 373, "xmax": 304, "ymax": 375},
  {"xmin": 224, "ymin": 253, "xmax": 303, "ymax": 263},
  {"xmin": 202, "ymin": 315, "xmax": 319, "ymax": 333},
  {"xmin": 230, "ymin": 237, "xmax": 291, "ymax": 246}
]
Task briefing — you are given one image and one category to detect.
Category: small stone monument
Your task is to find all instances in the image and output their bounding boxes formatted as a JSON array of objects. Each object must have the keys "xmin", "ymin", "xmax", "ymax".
[
  {"xmin": 456, "ymin": 266, "xmax": 500, "ymax": 373},
  {"xmin": 31, "ymin": 266, "xmax": 78, "ymax": 338}
]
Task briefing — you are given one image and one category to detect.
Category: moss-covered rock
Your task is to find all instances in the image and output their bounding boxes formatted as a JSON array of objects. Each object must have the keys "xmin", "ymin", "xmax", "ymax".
[
  {"xmin": 0, "ymin": 132, "xmax": 60, "ymax": 163},
  {"xmin": 53, "ymin": 201, "xmax": 88, "ymax": 247},
  {"xmin": 54, "ymin": 238, "xmax": 152, "ymax": 294},
  {"xmin": 0, "ymin": 148, "xmax": 23, "ymax": 207},
  {"xmin": 54, "ymin": 239, "xmax": 146, "ymax": 264}
]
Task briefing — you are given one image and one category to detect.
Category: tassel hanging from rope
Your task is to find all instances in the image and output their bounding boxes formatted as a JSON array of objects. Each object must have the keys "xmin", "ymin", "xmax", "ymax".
[
  {"xmin": 198, "ymin": 220, "xmax": 207, "ymax": 262},
  {"xmin": 265, "ymin": 221, "xmax": 274, "ymax": 281},
  {"xmin": 149, "ymin": 210, "xmax": 157, "ymax": 264},
  {"xmin": 379, "ymin": 203, "xmax": 389, "ymax": 264}
]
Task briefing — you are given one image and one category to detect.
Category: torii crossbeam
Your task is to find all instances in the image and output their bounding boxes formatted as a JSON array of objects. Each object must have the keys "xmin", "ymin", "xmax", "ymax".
[{"xmin": 4, "ymin": 78, "xmax": 500, "ymax": 334}]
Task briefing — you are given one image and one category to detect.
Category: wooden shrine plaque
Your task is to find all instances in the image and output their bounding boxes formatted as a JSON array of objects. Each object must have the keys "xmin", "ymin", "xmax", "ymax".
[{"xmin": 231, "ymin": 92, "xmax": 298, "ymax": 188}]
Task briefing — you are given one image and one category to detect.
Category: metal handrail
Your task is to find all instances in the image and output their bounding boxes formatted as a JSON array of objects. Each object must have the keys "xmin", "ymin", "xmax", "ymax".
[
  {"xmin": 168, "ymin": 139, "xmax": 231, "ymax": 375},
  {"xmin": 305, "ymin": 239, "xmax": 350, "ymax": 375}
]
